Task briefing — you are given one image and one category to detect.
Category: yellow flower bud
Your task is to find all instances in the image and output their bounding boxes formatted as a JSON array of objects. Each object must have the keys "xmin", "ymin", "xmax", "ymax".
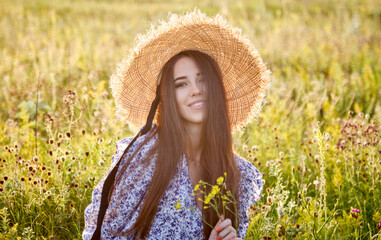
[{"xmin": 216, "ymin": 176, "xmax": 224, "ymax": 185}]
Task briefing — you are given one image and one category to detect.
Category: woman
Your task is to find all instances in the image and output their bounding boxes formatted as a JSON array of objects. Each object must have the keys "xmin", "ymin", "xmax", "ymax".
[{"xmin": 83, "ymin": 9, "xmax": 270, "ymax": 240}]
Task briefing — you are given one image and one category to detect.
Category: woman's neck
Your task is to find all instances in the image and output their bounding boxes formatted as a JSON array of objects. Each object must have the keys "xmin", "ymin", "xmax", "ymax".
[{"xmin": 184, "ymin": 123, "xmax": 203, "ymax": 164}]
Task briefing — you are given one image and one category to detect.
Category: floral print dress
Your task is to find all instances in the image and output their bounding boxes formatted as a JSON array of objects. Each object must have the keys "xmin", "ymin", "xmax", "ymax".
[{"xmin": 83, "ymin": 126, "xmax": 263, "ymax": 239}]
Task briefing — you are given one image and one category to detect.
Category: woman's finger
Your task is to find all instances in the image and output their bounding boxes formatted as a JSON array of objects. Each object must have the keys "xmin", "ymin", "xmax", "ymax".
[
  {"xmin": 218, "ymin": 225, "xmax": 236, "ymax": 239},
  {"xmin": 216, "ymin": 218, "xmax": 232, "ymax": 230},
  {"xmin": 220, "ymin": 231, "xmax": 235, "ymax": 240}
]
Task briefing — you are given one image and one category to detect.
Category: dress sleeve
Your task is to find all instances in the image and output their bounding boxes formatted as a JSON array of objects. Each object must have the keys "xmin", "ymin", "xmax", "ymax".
[
  {"xmin": 235, "ymin": 154, "xmax": 263, "ymax": 239},
  {"xmin": 82, "ymin": 136, "xmax": 134, "ymax": 240}
]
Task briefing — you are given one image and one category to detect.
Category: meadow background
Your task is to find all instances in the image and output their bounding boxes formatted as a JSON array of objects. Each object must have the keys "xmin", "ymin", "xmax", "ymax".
[{"xmin": 0, "ymin": 0, "xmax": 380, "ymax": 239}]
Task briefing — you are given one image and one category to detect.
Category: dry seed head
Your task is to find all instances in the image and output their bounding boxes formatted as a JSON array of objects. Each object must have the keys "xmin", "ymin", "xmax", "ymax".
[
  {"xmin": 66, "ymin": 132, "xmax": 71, "ymax": 138},
  {"xmin": 62, "ymin": 90, "xmax": 77, "ymax": 106},
  {"xmin": 267, "ymin": 196, "xmax": 273, "ymax": 205},
  {"xmin": 58, "ymin": 133, "xmax": 63, "ymax": 138}
]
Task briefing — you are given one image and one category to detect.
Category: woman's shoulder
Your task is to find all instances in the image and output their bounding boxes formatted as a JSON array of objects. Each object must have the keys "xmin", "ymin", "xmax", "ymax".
[
  {"xmin": 112, "ymin": 125, "xmax": 158, "ymax": 165},
  {"xmin": 234, "ymin": 153, "xmax": 262, "ymax": 181}
]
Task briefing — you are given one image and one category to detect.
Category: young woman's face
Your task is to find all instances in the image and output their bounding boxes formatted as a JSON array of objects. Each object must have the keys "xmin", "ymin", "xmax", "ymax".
[{"xmin": 173, "ymin": 56, "xmax": 206, "ymax": 127}]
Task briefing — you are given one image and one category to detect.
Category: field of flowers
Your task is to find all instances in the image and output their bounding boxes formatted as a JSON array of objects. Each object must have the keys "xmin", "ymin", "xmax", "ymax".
[{"xmin": 0, "ymin": 0, "xmax": 380, "ymax": 239}]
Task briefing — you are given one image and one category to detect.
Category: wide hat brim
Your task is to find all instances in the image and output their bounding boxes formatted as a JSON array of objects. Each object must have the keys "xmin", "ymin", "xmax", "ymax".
[{"xmin": 110, "ymin": 8, "xmax": 271, "ymax": 132}]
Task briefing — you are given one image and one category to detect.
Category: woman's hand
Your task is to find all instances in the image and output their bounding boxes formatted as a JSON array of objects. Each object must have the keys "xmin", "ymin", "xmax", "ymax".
[{"xmin": 208, "ymin": 215, "xmax": 242, "ymax": 240}]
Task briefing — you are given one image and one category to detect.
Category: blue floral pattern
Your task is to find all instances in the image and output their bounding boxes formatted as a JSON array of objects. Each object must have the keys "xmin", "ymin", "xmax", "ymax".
[{"xmin": 83, "ymin": 126, "xmax": 263, "ymax": 239}]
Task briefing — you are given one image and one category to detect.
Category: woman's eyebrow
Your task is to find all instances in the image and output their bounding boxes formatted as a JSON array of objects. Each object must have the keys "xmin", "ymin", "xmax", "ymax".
[
  {"xmin": 174, "ymin": 76, "xmax": 187, "ymax": 81},
  {"xmin": 174, "ymin": 72, "xmax": 202, "ymax": 81}
]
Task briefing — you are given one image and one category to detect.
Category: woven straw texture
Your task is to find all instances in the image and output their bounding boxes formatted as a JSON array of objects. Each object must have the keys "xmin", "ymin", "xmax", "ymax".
[{"xmin": 110, "ymin": 8, "xmax": 271, "ymax": 132}]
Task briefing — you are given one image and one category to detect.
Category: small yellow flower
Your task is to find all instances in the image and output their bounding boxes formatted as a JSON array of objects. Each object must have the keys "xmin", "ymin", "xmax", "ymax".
[
  {"xmin": 210, "ymin": 185, "xmax": 220, "ymax": 198},
  {"xmin": 216, "ymin": 176, "xmax": 224, "ymax": 185},
  {"xmin": 204, "ymin": 196, "xmax": 211, "ymax": 204},
  {"xmin": 194, "ymin": 184, "xmax": 200, "ymax": 191},
  {"xmin": 224, "ymin": 172, "xmax": 227, "ymax": 177},
  {"xmin": 175, "ymin": 200, "xmax": 182, "ymax": 210}
]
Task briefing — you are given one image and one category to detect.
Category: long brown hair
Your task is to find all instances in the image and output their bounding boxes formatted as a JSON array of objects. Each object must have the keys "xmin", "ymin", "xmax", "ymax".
[{"xmin": 110, "ymin": 50, "xmax": 241, "ymax": 239}]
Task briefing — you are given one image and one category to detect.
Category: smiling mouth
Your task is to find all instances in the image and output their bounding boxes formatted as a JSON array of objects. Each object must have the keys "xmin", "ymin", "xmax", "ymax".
[{"xmin": 189, "ymin": 101, "xmax": 205, "ymax": 109}]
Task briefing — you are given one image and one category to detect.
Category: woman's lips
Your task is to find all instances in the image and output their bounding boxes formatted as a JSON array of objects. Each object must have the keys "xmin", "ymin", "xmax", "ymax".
[{"xmin": 189, "ymin": 101, "xmax": 204, "ymax": 110}]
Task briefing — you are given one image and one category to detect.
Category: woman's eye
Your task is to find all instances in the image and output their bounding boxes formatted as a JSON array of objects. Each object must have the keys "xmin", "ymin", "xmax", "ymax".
[{"xmin": 175, "ymin": 82, "xmax": 187, "ymax": 88}]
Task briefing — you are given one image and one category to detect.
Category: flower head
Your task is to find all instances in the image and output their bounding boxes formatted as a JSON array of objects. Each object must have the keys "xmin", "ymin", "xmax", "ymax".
[
  {"xmin": 175, "ymin": 199, "xmax": 182, "ymax": 210},
  {"xmin": 204, "ymin": 196, "xmax": 211, "ymax": 204},
  {"xmin": 216, "ymin": 176, "xmax": 224, "ymax": 185},
  {"xmin": 351, "ymin": 208, "xmax": 360, "ymax": 219}
]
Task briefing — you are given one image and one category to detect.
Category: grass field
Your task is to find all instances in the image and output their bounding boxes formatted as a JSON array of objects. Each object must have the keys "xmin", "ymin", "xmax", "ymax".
[{"xmin": 0, "ymin": 0, "xmax": 380, "ymax": 239}]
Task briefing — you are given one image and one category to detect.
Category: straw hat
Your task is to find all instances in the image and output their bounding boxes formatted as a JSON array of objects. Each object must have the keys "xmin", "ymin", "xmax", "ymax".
[{"xmin": 110, "ymin": 8, "xmax": 271, "ymax": 132}]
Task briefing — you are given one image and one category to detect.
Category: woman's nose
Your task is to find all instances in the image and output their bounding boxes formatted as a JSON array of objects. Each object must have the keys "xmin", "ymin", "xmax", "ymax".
[{"xmin": 191, "ymin": 80, "xmax": 202, "ymax": 96}]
